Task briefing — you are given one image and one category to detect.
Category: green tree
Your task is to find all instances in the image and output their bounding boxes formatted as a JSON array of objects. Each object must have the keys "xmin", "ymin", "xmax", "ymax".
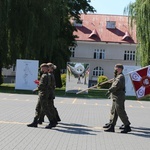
[
  {"xmin": 124, "ymin": 0, "xmax": 150, "ymax": 66},
  {"xmin": 0, "ymin": 0, "xmax": 95, "ymax": 86},
  {"xmin": 0, "ymin": 0, "xmax": 9, "ymax": 84},
  {"xmin": 52, "ymin": 0, "xmax": 95, "ymax": 87}
]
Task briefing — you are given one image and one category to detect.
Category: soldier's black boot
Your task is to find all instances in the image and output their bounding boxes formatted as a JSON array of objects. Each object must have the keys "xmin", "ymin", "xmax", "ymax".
[
  {"xmin": 104, "ymin": 125, "xmax": 115, "ymax": 132},
  {"xmin": 27, "ymin": 118, "xmax": 38, "ymax": 127},
  {"xmin": 119, "ymin": 122, "xmax": 131, "ymax": 129},
  {"xmin": 103, "ymin": 123, "xmax": 111, "ymax": 128},
  {"xmin": 119, "ymin": 124, "xmax": 125, "ymax": 129},
  {"xmin": 55, "ymin": 108, "xmax": 61, "ymax": 122},
  {"xmin": 45, "ymin": 120, "xmax": 57, "ymax": 129},
  {"xmin": 38, "ymin": 118, "xmax": 44, "ymax": 124},
  {"xmin": 56, "ymin": 115, "xmax": 61, "ymax": 122},
  {"xmin": 121, "ymin": 125, "xmax": 131, "ymax": 133}
]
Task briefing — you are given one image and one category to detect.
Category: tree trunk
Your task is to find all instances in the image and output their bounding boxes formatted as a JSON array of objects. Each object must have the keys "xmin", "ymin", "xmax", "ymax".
[
  {"xmin": 0, "ymin": 62, "xmax": 3, "ymax": 85},
  {"xmin": 54, "ymin": 69, "xmax": 62, "ymax": 88}
]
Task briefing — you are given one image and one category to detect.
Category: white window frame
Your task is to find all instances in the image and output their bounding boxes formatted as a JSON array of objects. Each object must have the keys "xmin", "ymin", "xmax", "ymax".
[
  {"xmin": 94, "ymin": 49, "xmax": 105, "ymax": 59},
  {"xmin": 69, "ymin": 46, "xmax": 75, "ymax": 58},
  {"xmin": 93, "ymin": 66, "xmax": 104, "ymax": 76},
  {"xmin": 124, "ymin": 50, "xmax": 135, "ymax": 61}
]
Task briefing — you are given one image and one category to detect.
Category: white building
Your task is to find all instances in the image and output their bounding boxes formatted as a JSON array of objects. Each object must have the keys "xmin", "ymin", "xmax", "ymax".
[
  {"xmin": 2, "ymin": 66, "xmax": 15, "ymax": 83},
  {"xmin": 70, "ymin": 14, "xmax": 137, "ymax": 86},
  {"xmin": 2, "ymin": 14, "xmax": 137, "ymax": 85}
]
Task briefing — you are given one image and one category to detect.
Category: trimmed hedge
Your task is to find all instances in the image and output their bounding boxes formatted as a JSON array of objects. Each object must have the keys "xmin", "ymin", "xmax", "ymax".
[{"xmin": 61, "ymin": 73, "xmax": 66, "ymax": 87}]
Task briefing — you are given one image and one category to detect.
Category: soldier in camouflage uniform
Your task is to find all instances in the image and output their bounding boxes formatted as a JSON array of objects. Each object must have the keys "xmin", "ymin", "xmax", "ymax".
[
  {"xmin": 104, "ymin": 64, "xmax": 131, "ymax": 133},
  {"xmin": 47, "ymin": 63, "xmax": 61, "ymax": 122},
  {"xmin": 103, "ymin": 70, "xmax": 125, "ymax": 129},
  {"xmin": 38, "ymin": 62, "xmax": 61, "ymax": 124},
  {"xmin": 27, "ymin": 63, "xmax": 57, "ymax": 129}
]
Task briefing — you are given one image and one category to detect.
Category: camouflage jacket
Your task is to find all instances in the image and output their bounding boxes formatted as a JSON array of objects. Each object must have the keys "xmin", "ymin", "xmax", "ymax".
[
  {"xmin": 49, "ymin": 73, "xmax": 56, "ymax": 99},
  {"xmin": 49, "ymin": 73, "xmax": 56, "ymax": 90},
  {"xmin": 38, "ymin": 73, "xmax": 51, "ymax": 96},
  {"xmin": 109, "ymin": 73, "xmax": 125, "ymax": 96}
]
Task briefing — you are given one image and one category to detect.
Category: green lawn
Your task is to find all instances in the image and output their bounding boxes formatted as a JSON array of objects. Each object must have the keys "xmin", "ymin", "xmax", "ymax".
[{"xmin": 0, "ymin": 83, "xmax": 150, "ymax": 101}]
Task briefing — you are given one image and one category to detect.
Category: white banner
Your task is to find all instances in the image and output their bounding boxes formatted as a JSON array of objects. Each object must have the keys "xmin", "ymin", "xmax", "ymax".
[
  {"xmin": 15, "ymin": 59, "xmax": 39, "ymax": 90},
  {"xmin": 66, "ymin": 62, "xmax": 89, "ymax": 93}
]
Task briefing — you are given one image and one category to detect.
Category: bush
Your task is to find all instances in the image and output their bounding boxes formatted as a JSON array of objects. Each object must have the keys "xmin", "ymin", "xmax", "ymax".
[
  {"xmin": 97, "ymin": 75, "xmax": 111, "ymax": 89},
  {"xmin": 61, "ymin": 73, "xmax": 66, "ymax": 87}
]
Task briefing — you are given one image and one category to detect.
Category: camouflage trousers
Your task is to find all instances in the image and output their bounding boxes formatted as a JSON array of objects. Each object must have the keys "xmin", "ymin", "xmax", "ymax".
[
  {"xmin": 35, "ymin": 95, "xmax": 54, "ymax": 122},
  {"xmin": 39, "ymin": 97, "xmax": 60, "ymax": 121},
  {"xmin": 110, "ymin": 94, "xmax": 130, "ymax": 126}
]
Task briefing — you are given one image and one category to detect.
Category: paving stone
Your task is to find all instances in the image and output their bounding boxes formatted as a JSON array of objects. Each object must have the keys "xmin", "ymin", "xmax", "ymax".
[{"xmin": 0, "ymin": 93, "xmax": 150, "ymax": 150}]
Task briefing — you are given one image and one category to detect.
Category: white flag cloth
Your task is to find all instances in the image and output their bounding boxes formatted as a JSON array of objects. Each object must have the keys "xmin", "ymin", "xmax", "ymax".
[{"xmin": 129, "ymin": 65, "xmax": 150, "ymax": 99}]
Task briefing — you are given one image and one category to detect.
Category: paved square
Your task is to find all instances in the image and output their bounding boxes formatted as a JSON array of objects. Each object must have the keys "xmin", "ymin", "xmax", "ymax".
[{"xmin": 0, "ymin": 93, "xmax": 150, "ymax": 150}]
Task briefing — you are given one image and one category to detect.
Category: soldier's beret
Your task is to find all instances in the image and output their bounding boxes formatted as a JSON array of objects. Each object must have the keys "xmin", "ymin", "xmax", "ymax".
[
  {"xmin": 115, "ymin": 64, "xmax": 124, "ymax": 69},
  {"xmin": 47, "ymin": 62, "xmax": 57, "ymax": 69},
  {"xmin": 40, "ymin": 63, "xmax": 48, "ymax": 68}
]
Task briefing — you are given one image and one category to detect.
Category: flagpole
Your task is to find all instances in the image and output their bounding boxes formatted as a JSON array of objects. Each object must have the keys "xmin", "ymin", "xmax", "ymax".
[
  {"xmin": 76, "ymin": 70, "xmax": 137, "ymax": 95},
  {"xmin": 76, "ymin": 78, "xmax": 113, "ymax": 94}
]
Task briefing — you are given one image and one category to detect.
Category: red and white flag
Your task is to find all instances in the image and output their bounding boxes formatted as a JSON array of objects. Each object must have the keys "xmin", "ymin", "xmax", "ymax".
[{"xmin": 129, "ymin": 65, "xmax": 150, "ymax": 99}]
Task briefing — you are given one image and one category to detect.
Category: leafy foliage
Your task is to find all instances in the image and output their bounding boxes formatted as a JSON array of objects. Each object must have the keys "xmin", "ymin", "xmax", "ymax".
[
  {"xmin": 97, "ymin": 75, "xmax": 111, "ymax": 89},
  {"xmin": 124, "ymin": 0, "xmax": 150, "ymax": 66},
  {"xmin": 97, "ymin": 75, "xmax": 108, "ymax": 83},
  {"xmin": 0, "ymin": 0, "xmax": 9, "ymax": 84},
  {"xmin": 0, "ymin": 0, "xmax": 95, "ymax": 85},
  {"xmin": 61, "ymin": 73, "xmax": 67, "ymax": 87}
]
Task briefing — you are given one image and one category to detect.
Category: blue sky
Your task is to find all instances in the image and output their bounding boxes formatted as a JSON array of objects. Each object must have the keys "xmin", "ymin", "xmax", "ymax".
[{"xmin": 90, "ymin": 0, "xmax": 135, "ymax": 15}]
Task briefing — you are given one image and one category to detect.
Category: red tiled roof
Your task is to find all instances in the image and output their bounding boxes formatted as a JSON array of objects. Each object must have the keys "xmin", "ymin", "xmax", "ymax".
[{"xmin": 73, "ymin": 14, "xmax": 137, "ymax": 44}]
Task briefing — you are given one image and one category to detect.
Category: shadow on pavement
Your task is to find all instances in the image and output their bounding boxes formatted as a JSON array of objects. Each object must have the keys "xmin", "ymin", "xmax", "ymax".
[
  {"xmin": 54, "ymin": 122, "xmax": 100, "ymax": 135},
  {"xmin": 59, "ymin": 122, "xmax": 89, "ymax": 127},
  {"xmin": 130, "ymin": 126, "xmax": 150, "ymax": 138}
]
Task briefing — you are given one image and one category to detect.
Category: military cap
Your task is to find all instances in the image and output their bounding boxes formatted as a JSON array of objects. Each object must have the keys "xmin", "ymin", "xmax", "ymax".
[
  {"xmin": 40, "ymin": 63, "xmax": 48, "ymax": 68},
  {"xmin": 115, "ymin": 64, "xmax": 124, "ymax": 69},
  {"xmin": 47, "ymin": 62, "xmax": 57, "ymax": 69}
]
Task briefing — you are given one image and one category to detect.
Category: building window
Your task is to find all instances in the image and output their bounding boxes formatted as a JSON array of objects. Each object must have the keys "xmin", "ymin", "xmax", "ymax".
[
  {"xmin": 93, "ymin": 66, "xmax": 104, "ymax": 76},
  {"xmin": 69, "ymin": 46, "xmax": 75, "ymax": 57},
  {"xmin": 124, "ymin": 51, "xmax": 135, "ymax": 60},
  {"xmin": 94, "ymin": 49, "xmax": 105, "ymax": 59},
  {"xmin": 106, "ymin": 21, "xmax": 116, "ymax": 29}
]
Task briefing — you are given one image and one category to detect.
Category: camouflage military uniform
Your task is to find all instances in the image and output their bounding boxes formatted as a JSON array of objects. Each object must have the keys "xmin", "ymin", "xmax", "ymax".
[
  {"xmin": 104, "ymin": 64, "xmax": 131, "ymax": 133},
  {"xmin": 109, "ymin": 94, "xmax": 116, "ymax": 122},
  {"xmin": 109, "ymin": 73, "xmax": 130, "ymax": 126},
  {"xmin": 48, "ymin": 72, "xmax": 61, "ymax": 121},
  {"xmin": 34, "ymin": 72, "xmax": 54, "ymax": 122},
  {"xmin": 27, "ymin": 65, "xmax": 57, "ymax": 128},
  {"xmin": 39, "ymin": 72, "xmax": 61, "ymax": 122}
]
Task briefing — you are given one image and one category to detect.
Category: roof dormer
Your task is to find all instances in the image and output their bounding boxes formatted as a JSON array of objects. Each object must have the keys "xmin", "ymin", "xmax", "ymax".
[
  {"xmin": 106, "ymin": 21, "xmax": 116, "ymax": 29},
  {"xmin": 122, "ymin": 31, "xmax": 132, "ymax": 40},
  {"xmin": 88, "ymin": 29, "xmax": 99, "ymax": 38}
]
